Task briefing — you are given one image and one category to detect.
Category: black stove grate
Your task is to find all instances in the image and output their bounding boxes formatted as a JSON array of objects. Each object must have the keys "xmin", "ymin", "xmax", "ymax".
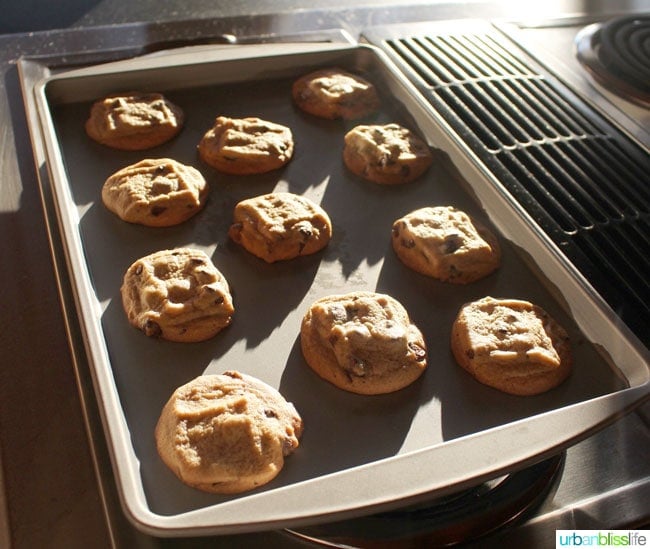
[{"xmin": 369, "ymin": 22, "xmax": 650, "ymax": 345}]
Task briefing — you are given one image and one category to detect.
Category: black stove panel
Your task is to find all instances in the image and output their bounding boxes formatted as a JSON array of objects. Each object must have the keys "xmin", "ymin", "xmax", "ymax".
[{"xmin": 364, "ymin": 20, "xmax": 650, "ymax": 347}]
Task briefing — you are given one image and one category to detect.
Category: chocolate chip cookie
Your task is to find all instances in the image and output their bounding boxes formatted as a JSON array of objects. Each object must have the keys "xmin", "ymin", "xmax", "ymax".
[
  {"xmin": 85, "ymin": 91, "xmax": 184, "ymax": 150},
  {"xmin": 155, "ymin": 370, "xmax": 303, "ymax": 494},
  {"xmin": 228, "ymin": 192, "xmax": 332, "ymax": 263},
  {"xmin": 392, "ymin": 206, "xmax": 501, "ymax": 284},
  {"xmin": 292, "ymin": 67, "xmax": 381, "ymax": 120},
  {"xmin": 451, "ymin": 297, "xmax": 572, "ymax": 396},
  {"xmin": 343, "ymin": 123, "xmax": 432, "ymax": 184},
  {"xmin": 120, "ymin": 248, "xmax": 234, "ymax": 342},
  {"xmin": 198, "ymin": 116, "xmax": 294, "ymax": 175},
  {"xmin": 101, "ymin": 158, "xmax": 208, "ymax": 227},
  {"xmin": 300, "ymin": 291, "xmax": 427, "ymax": 394}
]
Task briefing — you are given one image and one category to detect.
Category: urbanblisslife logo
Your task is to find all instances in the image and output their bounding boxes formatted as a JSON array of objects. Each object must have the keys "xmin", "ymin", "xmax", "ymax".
[{"xmin": 556, "ymin": 530, "xmax": 648, "ymax": 548}]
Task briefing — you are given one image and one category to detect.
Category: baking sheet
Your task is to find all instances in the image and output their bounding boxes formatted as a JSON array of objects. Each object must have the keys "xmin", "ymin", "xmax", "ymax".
[{"xmin": 30, "ymin": 42, "xmax": 648, "ymax": 535}]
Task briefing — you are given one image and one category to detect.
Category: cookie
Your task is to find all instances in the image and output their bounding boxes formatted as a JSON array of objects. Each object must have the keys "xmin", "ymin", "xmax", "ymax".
[
  {"xmin": 391, "ymin": 206, "xmax": 501, "ymax": 284},
  {"xmin": 120, "ymin": 248, "xmax": 234, "ymax": 342},
  {"xmin": 292, "ymin": 67, "xmax": 381, "ymax": 120},
  {"xmin": 343, "ymin": 123, "xmax": 432, "ymax": 184},
  {"xmin": 228, "ymin": 192, "xmax": 332, "ymax": 263},
  {"xmin": 85, "ymin": 91, "xmax": 184, "ymax": 150},
  {"xmin": 155, "ymin": 370, "xmax": 303, "ymax": 494},
  {"xmin": 451, "ymin": 297, "xmax": 572, "ymax": 396},
  {"xmin": 197, "ymin": 116, "xmax": 294, "ymax": 175},
  {"xmin": 300, "ymin": 291, "xmax": 427, "ymax": 395},
  {"xmin": 101, "ymin": 158, "xmax": 209, "ymax": 227}
]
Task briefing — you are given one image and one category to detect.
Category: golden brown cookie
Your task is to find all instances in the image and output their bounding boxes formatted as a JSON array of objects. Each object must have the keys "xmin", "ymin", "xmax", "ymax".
[
  {"xmin": 391, "ymin": 206, "xmax": 501, "ymax": 284},
  {"xmin": 120, "ymin": 248, "xmax": 234, "ymax": 342},
  {"xmin": 197, "ymin": 116, "xmax": 294, "ymax": 175},
  {"xmin": 101, "ymin": 158, "xmax": 209, "ymax": 227},
  {"xmin": 155, "ymin": 370, "xmax": 303, "ymax": 494},
  {"xmin": 451, "ymin": 297, "xmax": 572, "ymax": 396},
  {"xmin": 228, "ymin": 192, "xmax": 332, "ymax": 263},
  {"xmin": 300, "ymin": 291, "xmax": 427, "ymax": 395},
  {"xmin": 292, "ymin": 67, "xmax": 381, "ymax": 120},
  {"xmin": 85, "ymin": 91, "xmax": 184, "ymax": 150},
  {"xmin": 343, "ymin": 123, "xmax": 432, "ymax": 184}
]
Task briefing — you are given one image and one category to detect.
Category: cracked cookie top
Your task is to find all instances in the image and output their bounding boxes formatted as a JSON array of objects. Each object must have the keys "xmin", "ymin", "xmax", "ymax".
[
  {"xmin": 292, "ymin": 67, "xmax": 381, "ymax": 120},
  {"xmin": 155, "ymin": 370, "xmax": 303, "ymax": 494},
  {"xmin": 85, "ymin": 91, "xmax": 184, "ymax": 150},
  {"xmin": 451, "ymin": 296, "xmax": 572, "ymax": 395},
  {"xmin": 343, "ymin": 123, "xmax": 433, "ymax": 184},
  {"xmin": 391, "ymin": 206, "xmax": 501, "ymax": 284},
  {"xmin": 228, "ymin": 192, "xmax": 332, "ymax": 263},
  {"xmin": 101, "ymin": 158, "xmax": 209, "ymax": 227},
  {"xmin": 120, "ymin": 248, "xmax": 234, "ymax": 342},
  {"xmin": 300, "ymin": 291, "xmax": 427, "ymax": 394},
  {"xmin": 198, "ymin": 116, "xmax": 294, "ymax": 175}
]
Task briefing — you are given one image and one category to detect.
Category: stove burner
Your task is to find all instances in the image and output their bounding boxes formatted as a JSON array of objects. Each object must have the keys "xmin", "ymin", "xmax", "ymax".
[
  {"xmin": 576, "ymin": 14, "xmax": 650, "ymax": 107},
  {"xmin": 284, "ymin": 453, "xmax": 564, "ymax": 547}
]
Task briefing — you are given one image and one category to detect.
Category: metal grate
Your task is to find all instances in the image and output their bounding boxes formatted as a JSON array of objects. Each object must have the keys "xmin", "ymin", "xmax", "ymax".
[{"xmin": 372, "ymin": 23, "xmax": 650, "ymax": 345}]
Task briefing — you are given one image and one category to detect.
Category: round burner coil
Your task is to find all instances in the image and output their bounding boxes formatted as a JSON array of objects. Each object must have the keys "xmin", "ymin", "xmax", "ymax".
[
  {"xmin": 284, "ymin": 453, "xmax": 564, "ymax": 548},
  {"xmin": 576, "ymin": 14, "xmax": 650, "ymax": 106},
  {"xmin": 599, "ymin": 15, "xmax": 650, "ymax": 94}
]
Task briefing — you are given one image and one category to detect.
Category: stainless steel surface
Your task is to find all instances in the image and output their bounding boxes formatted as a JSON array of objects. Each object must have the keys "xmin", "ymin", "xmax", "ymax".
[{"xmin": 1, "ymin": 2, "xmax": 649, "ymax": 547}]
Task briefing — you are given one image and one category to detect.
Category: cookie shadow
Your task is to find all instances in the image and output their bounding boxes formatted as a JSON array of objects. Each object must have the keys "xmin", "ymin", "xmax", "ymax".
[
  {"xmin": 277, "ymin": 335, "xmax": 427, "ymax": 481},
  {"xmin": 375, "ymin": 226, "xmax": 629, "ymax": 443},
  {"xmin": 100, "ymin": 295, "xmax": 225, "ymax": 509},
  {"xmin": 217, "ymin": 242, "xmax": 322, "ymax": 349}
]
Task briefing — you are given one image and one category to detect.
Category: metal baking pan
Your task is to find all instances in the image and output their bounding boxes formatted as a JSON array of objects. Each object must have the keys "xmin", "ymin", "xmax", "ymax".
[{"xmin": 24, "ymin": 40, "xmax": 649, "ymax": 536}]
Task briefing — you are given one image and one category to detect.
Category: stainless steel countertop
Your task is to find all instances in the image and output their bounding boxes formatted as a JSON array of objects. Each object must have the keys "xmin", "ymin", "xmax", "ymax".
[{"xmin": 1, "ymin": 2, "xmax": 648, "ymax": 548}]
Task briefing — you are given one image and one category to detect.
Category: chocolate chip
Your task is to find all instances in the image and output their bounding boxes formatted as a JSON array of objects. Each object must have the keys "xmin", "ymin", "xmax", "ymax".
[
  {"xmin": 263, "ymin": 409, "xmax": 278, "ymax": 419},
  {"xmin": 441, "ymin": 233, "xmax": 464, "ymax": 254},
  {"xmin": 466, "ymin": 349, "xmax": 475, "ymax": 359},
  {"xmin": 143, "ymin": 320, "xmax": 162, "ymax": 337},
  {"xmin": 401, "ymin": 238, "xmax": 415, "ymax": 248},
  {"xmin": 408, "ymin": 342, "xmax": 426, "ymax": 361},
  {"xmin": 282, "ymin": 437, "xmax": 295, "ymax": 456},
  {"xmin": 297, "ymin": 225, "xmax": 313, "ymax": 253},
  {"xmin": 134, "ymin": 264, "xmax": 143, "ymax": 276},
  {"xmin": 151, "ymin": 205, "xmax": 167, "ymax": 216},
  {"xmin": 344, "ymin": 306, "xmax": 359, "ymax": 320},
  {"xmin": 347, "ymin": 356, "xmax": 366, "ymax": 377},
  {"xmin": 299, "ymin": 227, "xmax": 312, "ymax": 240}
]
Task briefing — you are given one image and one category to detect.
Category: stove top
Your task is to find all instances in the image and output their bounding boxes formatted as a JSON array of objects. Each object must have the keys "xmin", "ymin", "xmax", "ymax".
[{"xmin": 6, "ymin": 5, "xmax": 649, "ymax": 547}]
